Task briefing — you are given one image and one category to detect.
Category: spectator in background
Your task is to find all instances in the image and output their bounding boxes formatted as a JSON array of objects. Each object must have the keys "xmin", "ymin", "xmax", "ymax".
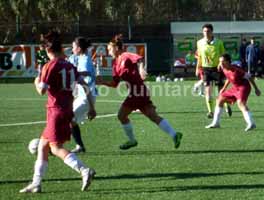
[
  {"xmin": 185, "ymin": 50, "xmax": 196, "ymax": 74},
  {"xmin": 239, "ymin": 38, "xmax": 248, "ymax": 69},
  {"xmin": 246, "ymin": 37, "xmax": 259, "ymax": 75},
  {"xmin": 258, "ymin": 44, "xmax": 264, "ymax": 77}
]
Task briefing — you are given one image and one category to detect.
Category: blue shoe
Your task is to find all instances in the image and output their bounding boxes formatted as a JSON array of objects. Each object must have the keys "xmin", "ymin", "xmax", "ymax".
[
  {"xmin": 119, "ymin": 140, "xmax": 138, "ymax": 150},
  {"xmin": 245, "ymin": 124, "xmax": 256, "ymax": 132},
  {"xmin": 173, "ymin": 132, "xmax": 183, "ymax": 149}
]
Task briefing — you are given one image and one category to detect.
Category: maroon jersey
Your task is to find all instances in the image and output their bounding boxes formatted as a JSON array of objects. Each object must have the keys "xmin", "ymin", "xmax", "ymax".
[
  {"xmin": 112, "ymin": 52, "xmax": 153, "ymax": 111},
  {"xmin": 40, "ymin": 58, "xmax": 78, "ymax": 110},
  {"xmin": 222, "ymin": 65, "xmax": 249, "ymax": 87},
  {"xmin": 112, "ymin": 52, "xmax": 149, "ymax": 96},
  {"xmin": 112, "ymin": 52, "xmax": 143, "ymax": 84},
  {"xmin": 220, "ymin": 65, "xmax": 251, "ymax": 104}
]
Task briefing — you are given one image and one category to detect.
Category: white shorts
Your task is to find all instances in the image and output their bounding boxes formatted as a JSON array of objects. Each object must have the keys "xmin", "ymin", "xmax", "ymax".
[{"xmin": 73, "ymin": 96, "xmax": 96, "ymax": 124}]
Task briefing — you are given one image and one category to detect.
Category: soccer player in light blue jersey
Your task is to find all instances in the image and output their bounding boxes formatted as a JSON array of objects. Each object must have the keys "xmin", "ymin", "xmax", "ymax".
[{"xmin": 69, "ymin": 37, "xmax": 97, "ymax": 153}]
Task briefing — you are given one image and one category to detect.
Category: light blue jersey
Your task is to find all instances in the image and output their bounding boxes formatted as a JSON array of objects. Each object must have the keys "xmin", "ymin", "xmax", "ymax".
[
  {"xmin": 69, "ymin": 53, "xmax": 97, "ymax": 99},
  {"xmin": 78, "ymin": 54, "xmax": 97, "ymax": 97}
]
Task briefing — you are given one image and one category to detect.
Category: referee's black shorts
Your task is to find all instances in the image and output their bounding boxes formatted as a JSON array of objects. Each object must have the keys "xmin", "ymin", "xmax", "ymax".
[{"xmin": 203, "ymin": 67, "xmax": 224, "ymax": 87}]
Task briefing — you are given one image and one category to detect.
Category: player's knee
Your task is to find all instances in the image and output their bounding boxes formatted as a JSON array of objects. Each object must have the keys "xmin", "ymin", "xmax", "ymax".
[
  {"xmin": 49, "ymin": 145, "xmax": 60, "ymax": 156},
  {"xmin": 117, "ymin": 113, "xmax": 128, "ymax": 123},
  {"xmin": 237, "ymin": 101, "xmax": 246, "ymax": 110},
  {"xmin": 217, "ymin": 98, "xmax": 225, "ymax": 106}
]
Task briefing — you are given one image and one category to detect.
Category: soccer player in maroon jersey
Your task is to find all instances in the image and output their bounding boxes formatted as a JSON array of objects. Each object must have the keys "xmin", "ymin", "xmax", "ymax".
[
  {"xmin": 96, "ymin": 34, "xmax": 182, "ymax": 150},
  {"xmin": 206, "ymin": 53, "xmax": 261, "ymax": 131},
  {"xmin": 20, "ymin": 31, "xmax": 96, "ymax": 193}
]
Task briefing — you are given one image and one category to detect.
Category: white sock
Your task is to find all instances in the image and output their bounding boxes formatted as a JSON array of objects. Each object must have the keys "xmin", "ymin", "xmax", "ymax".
[
  {"xmin": 242, "ymin": 110, "xmax": 254, "ymax": 126},
  {"xmin": 158, "ymin": 119, "xmax": 176, "ymax": 138},
  {"xmin": 32, "ymin": 160, "xmax": 48, "ymax": 186},
  {"xmin": 122, "ymin": 123, "xmax": 136, "ymax": 142},
  {"xmin": 64, "ymin": 153, "xmax": 87, "ymax": 175},
  {"xmin": 195, "ymin": 80, "xmax": 203, "ymax": 88},
  {"xmin": 212, "ymin": 106, "xmax": 223, "ymax": 125}
]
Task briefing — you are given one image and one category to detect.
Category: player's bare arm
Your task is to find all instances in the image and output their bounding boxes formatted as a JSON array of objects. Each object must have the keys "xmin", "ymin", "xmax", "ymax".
[
  {"xmin": 34, "ymin": 76, "xmax": 47, "ymax": 95},
  {"xmin": 137, "ymin": 60, "xmax": 147, "ymax": 80},
  {"xmin": 219, "ymin": 79, "xmax": 230, "ymax": 94}
]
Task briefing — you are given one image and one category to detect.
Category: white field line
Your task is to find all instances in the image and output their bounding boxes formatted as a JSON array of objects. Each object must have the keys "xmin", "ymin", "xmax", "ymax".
[
  {"xmin": 0, "ymin": 113, "xmax": 118, "ymax": 127},
  {"xmin": 0, "ymin": 98, "xmax": 123, "ymax": 103}
]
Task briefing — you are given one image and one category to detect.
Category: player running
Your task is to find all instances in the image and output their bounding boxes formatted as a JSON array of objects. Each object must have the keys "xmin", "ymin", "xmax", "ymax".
[
  {"xmin": 96, "ymin": 34, "xmax": 182, "ymax": 150},
  {"xmin": 19, "ymin": 31, "xmax": 96, "ymax": 193},
  {"xmin": 206, "ymin": 53, "xmax": 261, "ymax": 131}
]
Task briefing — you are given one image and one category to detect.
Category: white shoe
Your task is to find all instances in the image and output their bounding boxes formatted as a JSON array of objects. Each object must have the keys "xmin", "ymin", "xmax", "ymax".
[
  {"xmin": 81, "ymin": 168, "xmax": 96, "ymax": 191},
  {"xmin": 245, "ymin": 124, "xmax": 256, "ymax": 132},
  {"xmin": 205, "ymin": 123, "xmax": 220, "ymax": 129},
  {"xmin": 19, "ymin": 183, "xmax": 41, "ymax": 193}
]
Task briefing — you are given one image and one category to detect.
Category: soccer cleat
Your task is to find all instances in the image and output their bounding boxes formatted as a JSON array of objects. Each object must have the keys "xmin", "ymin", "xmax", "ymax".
[
  {"xmin": 81, "ymin": 168, "xmax": 96, "ymax": 191},
  {"xmin": 207, "ymin": 112, "xmax": 214, "ymax": 119},
  {"xmin": 173, "ymin": 132, "xmax": 183, "ymax": 149},
  {"xmin": 205, "ymin": 123, "xmax": 220, "ymax": 129},
  {"xmin": 119, "ymin": 140, "xmax": 138, "ymax": 150},
  {"xmin": 71, "ymin": 146, "xmax": 86, "ymax": 153},
  {"xmin": 19, "ymin": 183, "xmax": 41, "ymax": 193},
  {"xmin": 226, "ymin": 105, "xmax": 232, "ymax": 117},
  {"xmin": 245, "ymin": 124, "xmax": 256, "ymax": 132}
]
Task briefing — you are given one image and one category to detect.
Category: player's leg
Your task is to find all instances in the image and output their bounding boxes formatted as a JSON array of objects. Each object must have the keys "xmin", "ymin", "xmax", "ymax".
[
  {"xmin": 71, "ymin": 100, "xmax": 89, "ymax": 153},
  {"xmin": 71, "ymin": 122, "xmax": 86, "ymax": 153},
  {"xmin": 50, "ymin": 143, "xmax": 96, "ymax": 191},
  {"xmin": 140, "ymin": 104, "xmax": 182, "ymax": 148},
  {"xmin": 118, "ymin": 105, "xmax": 137, "ymax": 150},
  {"xmin": 19, "ymin": 138, "xmax": 50, "ymax": 193},
  {"xmin": 237, "ymin": 100, "xmax": 256, "ymax": 131},
  {"xmin": 203, "ymin": 69, "xmax": 214, "ymax": 118},
  {"xmin": 217, "ymin": 72, "xmax": 232, "ymax": 117},
  {"xmin": 205, "ymin": 96, "xmax": 226, "ymax": 128},
  {"xmin": 205, "ymin": 83, "xmax": 214, "ymax": 118}
]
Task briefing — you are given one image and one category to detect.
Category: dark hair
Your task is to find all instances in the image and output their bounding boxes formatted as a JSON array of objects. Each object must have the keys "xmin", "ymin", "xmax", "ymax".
[
  {"xmin": 221, "ymin": 53, "xmax": 231, "ymax": 63},
  {"xmin": 42, "ymin": 30, "xmax": 62, "ymax": 53},
  {"xmin": 109, "ymin": 34, "xmax": 123, "ymax": 50},
  {"xmin": 202, "ymin": 23, "xmax": 213, "ymax": 31},
  {"xmin": 74, "ymin": 37, "xmax": 91, "ymax": 52}
]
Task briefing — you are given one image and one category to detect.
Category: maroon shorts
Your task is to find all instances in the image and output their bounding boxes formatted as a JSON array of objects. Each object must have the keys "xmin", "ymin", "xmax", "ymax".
[
  {"xmin": 41, "ymin": 107, "xmax": 73, "ymax": 144},
  {"xmin": 221, "ymin": 84, "xmax": 251, "ymax": 104},
  {"xmin": 122, "ymin": 95, "xmax": 154, "ymax": 111}
]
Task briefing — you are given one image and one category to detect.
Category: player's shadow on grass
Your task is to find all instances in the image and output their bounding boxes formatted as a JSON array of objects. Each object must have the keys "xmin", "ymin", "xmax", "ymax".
[
  {"xmin": 1, "ymin": 171, "xmax": 264, "ymax": 185},
  {"xmin": 91, "ymin": 183, "xmax": 264, "ymax": 195},
  {"xmin": 0, "ymin": 141, "xmax": 23, "ymax": 144},
  {"xmin": 88, "ymin": 149, "xmax": 264, "ymax": 156}
]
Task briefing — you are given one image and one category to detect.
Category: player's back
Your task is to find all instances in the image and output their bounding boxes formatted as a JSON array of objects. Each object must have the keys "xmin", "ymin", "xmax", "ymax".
[
  {"xmin": 41, "ymin": 58, "xmax": 77, "ymax": 110},
  {"xmin": 222, "ymin": 66, "xmax": 248, "ymax": 86},
  {"xmin": 114, "ymin": 52, "xmax": 143, "ymax": 85}
]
